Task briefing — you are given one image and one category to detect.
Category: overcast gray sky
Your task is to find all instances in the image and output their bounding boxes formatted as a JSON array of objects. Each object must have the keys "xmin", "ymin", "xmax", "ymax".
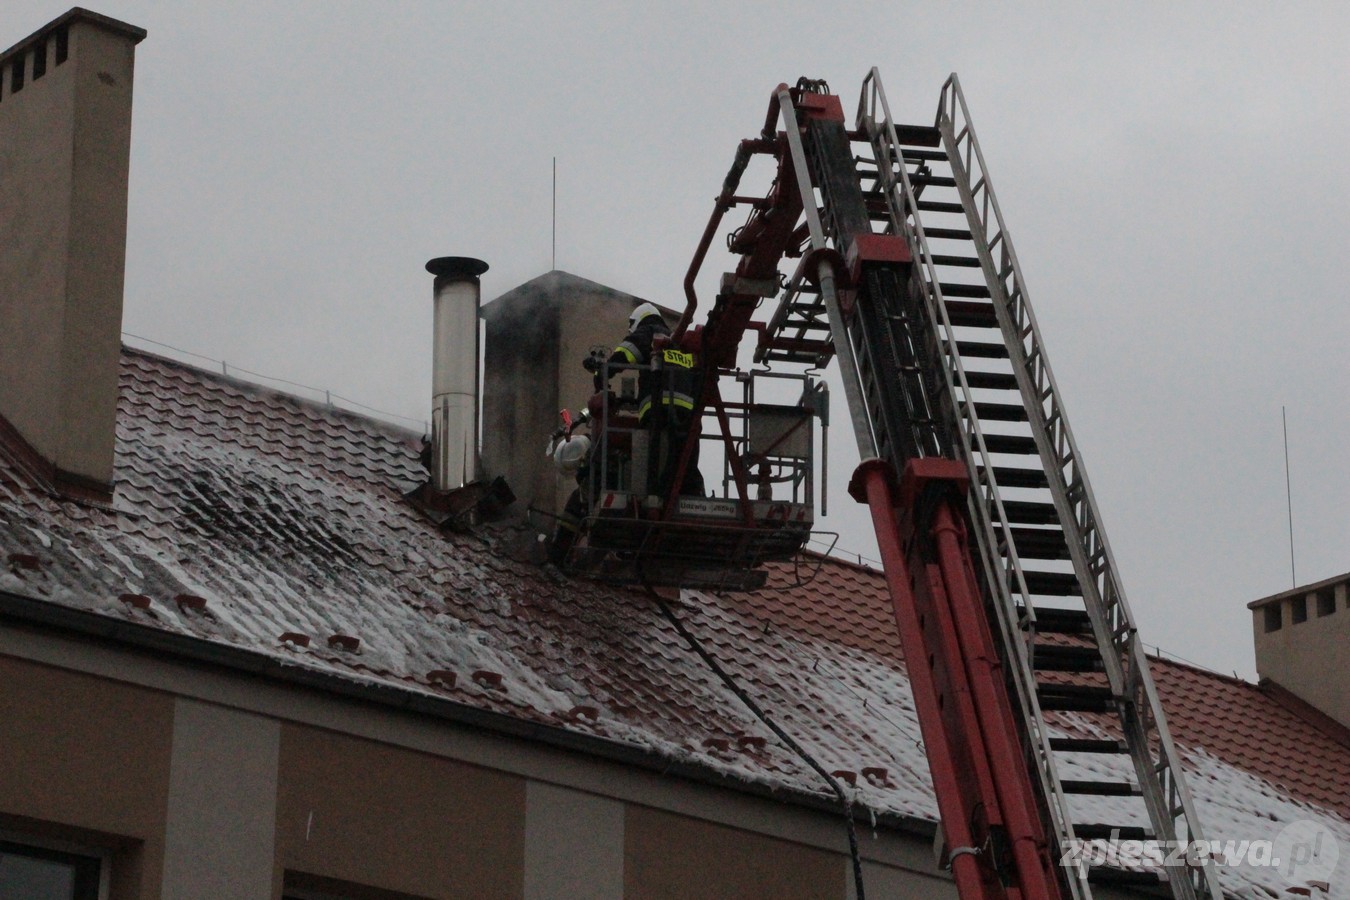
[{"xmin": 13, "ymin": 1, "xmax": 1348, "ymax": 680}]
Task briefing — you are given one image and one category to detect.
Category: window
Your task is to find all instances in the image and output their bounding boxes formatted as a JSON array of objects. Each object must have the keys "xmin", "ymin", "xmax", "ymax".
[
  {"xmin": 1315, "ymin": 589, "xmax": 1336, "ymax": 617},
  {"xmin": 0, "ymin": 841, "xmax": 101, "ymax": 900},
  {"xmin": 284, "ymin": 871, "xmax": 432, "ymax": 900},
  {"xmin": 1263, "ymin": 603, "xmax": 1282, "ymax": 633},
  {"xmin": 10, "ymin": 55, "xmax": 24, "ymax": 94},
  {"xmin": 32, "ymin": 40, "xmax": 47, "ymax": 81},
  {"xmin": 1291, "ymin": 596, "xmax": 1308, "ymax": 625}
]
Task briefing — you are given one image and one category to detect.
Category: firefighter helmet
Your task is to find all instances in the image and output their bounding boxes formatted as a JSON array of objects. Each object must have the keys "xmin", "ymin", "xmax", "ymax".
[
  {"xmin": 552, "ymin": 435, "xmax": 591, "ymax": 474},
  {"xmin": 629, "ymin": 302, "xmax": 663, "ymax": 331}
]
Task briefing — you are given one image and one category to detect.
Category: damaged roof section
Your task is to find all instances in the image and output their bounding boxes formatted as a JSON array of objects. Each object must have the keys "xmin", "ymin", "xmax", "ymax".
[{"xmin": 0, "ymin": 348, "xmax": 1347, "ymax": 896}]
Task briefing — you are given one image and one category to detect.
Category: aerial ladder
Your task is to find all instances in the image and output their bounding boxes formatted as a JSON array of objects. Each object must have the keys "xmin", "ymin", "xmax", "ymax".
[{"xmin": 665, "ymin": 73, "xmax": 1226, "ymax": 899}]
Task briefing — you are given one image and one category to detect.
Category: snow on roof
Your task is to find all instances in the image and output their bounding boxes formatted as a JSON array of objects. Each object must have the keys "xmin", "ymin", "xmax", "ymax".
[{"xmin": 1, "ymin": 347, "xmax": 1346, "ymax": 896}]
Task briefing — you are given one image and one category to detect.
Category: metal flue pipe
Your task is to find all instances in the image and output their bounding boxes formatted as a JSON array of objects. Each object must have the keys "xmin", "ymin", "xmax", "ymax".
[{"xmin": 425, "ymin": 256, "xmax": 489, "ymax": 492}]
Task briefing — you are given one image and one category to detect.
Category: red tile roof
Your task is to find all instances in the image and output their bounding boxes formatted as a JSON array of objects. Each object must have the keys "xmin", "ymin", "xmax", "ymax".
[
  {"xmin": 1152, "ymin": 660, "xmax": 1350, "ymax": 821},
  {"xmin": 1, "ymin": 348, "xmax": 1347, "ymax": 895}
]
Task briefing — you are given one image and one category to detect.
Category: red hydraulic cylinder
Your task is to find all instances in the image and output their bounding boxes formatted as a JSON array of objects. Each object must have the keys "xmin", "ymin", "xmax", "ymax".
[
  {"xmin": 927, "ymin": 498, "xmax": 1065, "ymax": 899},
  {"xmin": 850, "ymin": 457, "xmax": 1067, "ymax": 900},
  {"xmin": 850, "ymin": 459, "xmax": 1005, "ymax": 900}
]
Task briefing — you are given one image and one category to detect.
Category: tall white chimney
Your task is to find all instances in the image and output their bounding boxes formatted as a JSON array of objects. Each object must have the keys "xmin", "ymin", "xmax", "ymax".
[{"xmin": 425, "ymin": 256, "xmax": 488, "ymax": 493}]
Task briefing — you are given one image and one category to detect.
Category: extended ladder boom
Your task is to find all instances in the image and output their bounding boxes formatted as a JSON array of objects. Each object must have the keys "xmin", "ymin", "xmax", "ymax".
[{"xmin": 687, "ymin": 73, "xmax": 1223, "ymax": 900}]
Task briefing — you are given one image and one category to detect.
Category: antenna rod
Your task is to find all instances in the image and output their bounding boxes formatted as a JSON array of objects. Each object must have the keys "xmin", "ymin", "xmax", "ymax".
[
  {"xmin": 1282, "ymin": 406, "xmax": 1296, "ymax": 587},
  {"xmin": 552, "ymin": 156, "xmax": 557, "ymax": 271}
]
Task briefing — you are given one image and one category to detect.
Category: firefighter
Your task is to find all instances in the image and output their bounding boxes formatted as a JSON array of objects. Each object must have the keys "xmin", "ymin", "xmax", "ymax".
[{"xmin": 604, "ymin": 303, "xmax": 704, "ymax": 499}]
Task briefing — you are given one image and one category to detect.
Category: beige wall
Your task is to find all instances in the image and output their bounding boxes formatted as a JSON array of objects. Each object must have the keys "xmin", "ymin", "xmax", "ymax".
[
  {"xmin": 162, "ymin": 699, "xmax": 280, "ymax": 900},
  {"xmin": 0, "ymin": 626, "xmax": 977, "ymax": 900},
  {"xmin": 0, "ymin": 14, "xmax": 142, "ymax": 488},
  {"xmin": 1251, "ymin": 578, "xmax": 1350, "ymax": 728},
  {"xmin": 276, "ymin": 725, "xmax": 526, "ymax": 899},
  {"xmin": 524, "ymin": 782, "xmax": 623, "ymax": 900},
  {"xmin": 0, "ymin": 655, "xmax": 173, "ymax": 900},
  {"xmin": 624, "ymin": 804, "xmax": 842, "ymax": 899}
]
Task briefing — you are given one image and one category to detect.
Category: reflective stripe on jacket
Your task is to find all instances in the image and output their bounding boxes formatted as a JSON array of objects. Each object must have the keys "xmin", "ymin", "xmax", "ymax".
[
  {"xmin": 636, "ymin": 348, "xmax": 698, "ymax": 420},
  {"xmin": 608, "ymin": 314, "xmax": 700, "ymax": 422}
]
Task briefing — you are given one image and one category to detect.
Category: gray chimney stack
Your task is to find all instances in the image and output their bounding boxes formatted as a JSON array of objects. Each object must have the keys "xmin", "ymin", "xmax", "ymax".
[
  {"xmin": 424, "ymin": 257, "xmax": 488, "ymax": 493},
  {"xmin": 0, "ymin": 10, "xmax": 146, "ymax": 501},
  {"xmin": 1249, "ymin": 573, "xmax": 1350, "ymax": 729}
]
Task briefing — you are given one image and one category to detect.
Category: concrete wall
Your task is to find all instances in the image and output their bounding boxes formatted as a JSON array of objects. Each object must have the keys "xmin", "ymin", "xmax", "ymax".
[
  {"xmin": 0, "ymin": 11, "xmax": 144, "ymax": 491},
  {"xmin": 0, "ymin": 623, "xmax": 983, "ymax": 900},
  {"xmin": 1250, "ymin": 574, "xmax": 1350, "ymax": 728}
]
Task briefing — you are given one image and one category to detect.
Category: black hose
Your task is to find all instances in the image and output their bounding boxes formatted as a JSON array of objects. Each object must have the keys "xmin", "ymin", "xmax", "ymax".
[{"xmin": 643, "ymin": 583, "xmax": 866, "ymax": 900}]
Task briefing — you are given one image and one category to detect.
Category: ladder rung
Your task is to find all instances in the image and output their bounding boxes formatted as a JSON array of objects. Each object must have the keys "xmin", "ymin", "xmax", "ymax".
[
  {"xmin": 923, "ymin": 226, "xmax": 973, "ymax": 241},
  {"xmin": 891, "ymin": 124, "xmax": 942, "ymax": 146},
  {"xmin": 1037, "ymin": 683, "xmax": 1115, "ymax": 712},
  {"xmin": 981, "ymin": 434, "xmax": 1038, "ymax": 455},
  {"xmin": 953, "ymin": 341, "xmax": 1009, "ymax": 360},
  {"xmin": 1087, "ymin": 866, "xmax": 1167, "ymax": 887},
  {"xmin": 1020, "ymin": 605, "xmax": 1092, "ymax": 634},
  {"xmin": 918, "ymin": 200, "xmax": 965, "ymax": 214},
  {"xmin": 902, "ymin": 148, "xmax": 948, "ymax": 161},
  {"xmin": 1073, "ymin": 824, "xmax": 1153, "ymax": 841},
  {"xmin": 761, "ymin": 349, "xmax": 832, "ymax": 364},
  {"xmin": 912, "ymin": 174, "xmax": 957, "ymax": 188},
  {"xmin": 930, "ymin": 254, "xmax": 982, "ymax": 268},
  {"xmin": 1033, "ymin": 644, "xmax": 1103, "ymax": 673},
  {"xmin": 1048, "ymin": 737, "xmax": 1127, "ymax": 754},
  {"xmin": 997, "ymin": 526, "xmax": 1070, "ymax": 561},
  {"xmin": 1023, "ymin": 570, "xmax": 1081, "ymax": 596},
  {"xmin": 940, "ymin": 282, "xmax": 991, "ymax": 299},
  {"xmin": 1001, "ymin": 500, "xmax": 1059, "ymax": 524},
  {"xmin": 1061, "ymin": 779, "xmax": 1141, "ymax": 797},
  {"xmin": 964, "ymin": 370, "xmax": 1018, "ymax": 390},
  {"xmin": 966, "ymin": 401, "xmax": 1028, "ymax": 422},
  {"xmin": 945, "ymin": 300, "xmax": 996, "ymax": 328},
  {"xmin": 981, "ymin": 465, "xmax": 1047, "ymax": 489}
]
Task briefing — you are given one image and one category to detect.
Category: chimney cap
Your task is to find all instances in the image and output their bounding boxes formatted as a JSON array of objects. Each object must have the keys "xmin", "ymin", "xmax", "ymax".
[{"xmin": 425, "ymin": 257, "xmax": 489, "ymax": 281}]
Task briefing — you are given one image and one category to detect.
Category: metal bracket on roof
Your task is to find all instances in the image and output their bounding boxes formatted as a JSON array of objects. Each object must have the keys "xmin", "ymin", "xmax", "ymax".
[{"xmin": 405, "ymin": 476, "xmax": 515, "ymax": 531}]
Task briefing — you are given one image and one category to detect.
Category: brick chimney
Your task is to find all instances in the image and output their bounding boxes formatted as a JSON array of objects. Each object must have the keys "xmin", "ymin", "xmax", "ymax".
[
  {"xmin": 1249, "ymin": 572, "xmax": 1350, "ymax": 728},
  {"xmin": 0, "ymin": 9, "xmax": 146, "ymax": 500}
]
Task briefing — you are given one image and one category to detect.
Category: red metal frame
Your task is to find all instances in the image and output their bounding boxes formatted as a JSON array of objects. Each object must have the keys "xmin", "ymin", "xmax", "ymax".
[{"xmin": 658, "ymin": 376, "xmax": 757, "ymax": 526}]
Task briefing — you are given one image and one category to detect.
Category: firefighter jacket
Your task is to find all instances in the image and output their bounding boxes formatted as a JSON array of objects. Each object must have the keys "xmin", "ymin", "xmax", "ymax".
[{"xmin": 609, "ymin": 317, "xmax": 699, "ymax": 422}]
